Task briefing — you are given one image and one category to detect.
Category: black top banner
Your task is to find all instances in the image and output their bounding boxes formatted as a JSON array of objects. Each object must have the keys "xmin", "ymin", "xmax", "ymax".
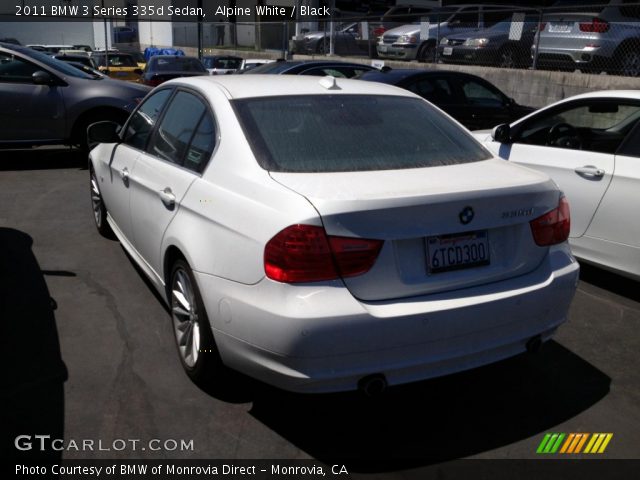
[{"xmin": 1, "ymin": 1, "xmax": 333, "ymax": 23}]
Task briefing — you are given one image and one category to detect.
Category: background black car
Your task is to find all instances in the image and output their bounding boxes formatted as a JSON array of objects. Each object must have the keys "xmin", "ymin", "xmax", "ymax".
[
  {"xmin": 243, "ymin": 60, "xmax": 376, "ymax": 78},
  {"xmin": 358, "ymin": 68, "xmax": 534, "ymax": 130},
  {"xmin": 140, "ymin": 55, "xmax": 208, "ymax": 87},
  {"xmin": 438, "ymin": 16, "xmax": 538, "ymax": 69}
]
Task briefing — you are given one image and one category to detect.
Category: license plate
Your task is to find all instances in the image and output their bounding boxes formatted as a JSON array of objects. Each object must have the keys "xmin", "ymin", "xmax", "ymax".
[
  {"xmin": 379, "ymin": 45, "xmax": 388, "ymax": 52},
  {"xmin": 549, "ymin": 22, "xmax": 572, "ymax": 33},
  {"xmin": 116, "ymin": 71, "xmax": 128, "ymax": 77},
  {"xmin": 443, "ymin": 46, "xmax": 453, "ymax": 56},
  {"xmin": 426, "ymin": 230, "xmax": 490, "ymax": 274}
]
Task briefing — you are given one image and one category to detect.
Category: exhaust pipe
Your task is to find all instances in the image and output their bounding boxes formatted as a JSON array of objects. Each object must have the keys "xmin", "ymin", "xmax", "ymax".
[
  {"xmin": 358, "ymin": 374, "xmax": 387, "ymax": 397},
  {"xmin": 526, "ymin": 335, "xmax": 542, "ymax": 354}
]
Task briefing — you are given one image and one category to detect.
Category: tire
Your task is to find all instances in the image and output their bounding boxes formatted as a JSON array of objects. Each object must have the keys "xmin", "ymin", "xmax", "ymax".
[
  {"xmin": 417, "ymin": 42, "xmax": 436, "ymax": 63},
  {"xmin": 616, "ymin": 48, "xmax": 640, "ymax": 77},
  {"xmin": 169, "ymin": 259, "xmax": 224, "ymax": 385},
  {"xmin": 498, "ymin": 47, "xmax": 517, "ymax": 69},
  {"xmin": 316, "ymin": 38, "xmax": 328, "ymax": 54},
  {"xmin": 89, "ymin": 166, "xmax": 114, "ymax": 238}
]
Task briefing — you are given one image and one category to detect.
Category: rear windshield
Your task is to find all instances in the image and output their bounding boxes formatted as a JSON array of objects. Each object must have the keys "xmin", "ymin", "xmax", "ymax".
[
  {"xmin": 233, "ymin": 95, "xmax": 491, "ymax": 173},
  {"xmin": 204, "ymin": 57, "xmax": 242, "ymax": 69},
  {"xmin": 242, "ymin": 61, "xmax": 296, "ymax": 74},
  {"xmin": 151, "ymin": 57, "xmax": 206, "ymax": 72},
  {"xmin": 550, "ymin": 0, "xmax": 605, "ymax": 12}
]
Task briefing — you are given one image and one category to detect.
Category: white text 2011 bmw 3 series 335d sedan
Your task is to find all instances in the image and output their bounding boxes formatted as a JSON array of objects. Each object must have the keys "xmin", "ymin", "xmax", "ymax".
[{"xmin": 88, "ymin": 75, "xmax": 579, "ymax": 394}]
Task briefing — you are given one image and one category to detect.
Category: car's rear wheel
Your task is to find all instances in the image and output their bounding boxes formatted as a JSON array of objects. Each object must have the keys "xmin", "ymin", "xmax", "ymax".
[
  {"xmin": 90, "ymin": 166, "xmax": 114, "ymax": 238},
  {"xmin": 316, "ymin": 38, "xmax": 329, "ymax": 54},
  {"xmin": 617, "ymin": 49, "xmax": 640, "ymax": 77},
  {"xmin": 169, "ymin": 259, "xmax": 223, "ymax": 384}
]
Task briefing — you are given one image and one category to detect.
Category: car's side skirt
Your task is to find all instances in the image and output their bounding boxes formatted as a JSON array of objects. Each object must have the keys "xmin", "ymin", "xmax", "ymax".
[{"xmin": 106, "ymin": 213, "xmax": 168, "ymax": 301}]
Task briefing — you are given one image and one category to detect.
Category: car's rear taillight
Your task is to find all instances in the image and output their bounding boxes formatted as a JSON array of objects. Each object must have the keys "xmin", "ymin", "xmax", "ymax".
[
  {"xmin": 530, "ymin": 196, "xmax": 570, "ymax": 246},
  {"xmin": 579, "ymin": 18, "xmax": 609, "ymax": 33},
  {"xmin": 264, "ymin": 225, "xmax": 383, "ymax": 283},
  {"xmin": 147, "ymin": 77, "xmax": 162, "ymax": 87},
  {"xmin": 538, "ymin": 22, "xmax": 546, "ymax": 31},
  {"xmin": 373, "ymin": 26, "xmax": 386, "ymax": 38}
]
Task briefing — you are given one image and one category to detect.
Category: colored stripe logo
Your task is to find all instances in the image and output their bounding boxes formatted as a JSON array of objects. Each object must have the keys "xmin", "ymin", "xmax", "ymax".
[{"xmin": 536, "ymin": 433, "xmax": 613, "ymax": 454}]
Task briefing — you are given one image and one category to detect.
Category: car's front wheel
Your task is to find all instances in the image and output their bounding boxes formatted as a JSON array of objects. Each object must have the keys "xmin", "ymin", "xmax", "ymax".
[
  {"xmin": 169, "ymin": 259, "xmax": 223, "ymax": 384},
  {"xmin": 90, "ymin": 166, "xmax": 114, "ymax": 238},
  {"xmin": 498, "ymin": 47, "xmax": 518, "ymax": 68},
  {"xmin": 417, "ymin": 42, "xmax": 436, "ymax": 63}
]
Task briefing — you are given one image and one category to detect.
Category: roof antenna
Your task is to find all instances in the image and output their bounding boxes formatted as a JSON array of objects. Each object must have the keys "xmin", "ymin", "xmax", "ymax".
[{"xmin": 319, "ymin": 76, "xmax": 340, "ymax": 90}]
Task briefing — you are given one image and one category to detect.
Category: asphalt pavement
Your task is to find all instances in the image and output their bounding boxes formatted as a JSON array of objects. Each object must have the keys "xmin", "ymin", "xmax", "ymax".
[{"xmin": 1, "ymin": 148, "xmax": 638, "ymax": 476}]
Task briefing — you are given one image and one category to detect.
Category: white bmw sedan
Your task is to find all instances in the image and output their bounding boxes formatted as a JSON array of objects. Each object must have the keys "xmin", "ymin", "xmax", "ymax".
[
  {"xmin": 476, "ymin": 91, "xmax": 640, "ymax": 281},
  {"xmin": 88, "ymin": 75, "xmax": 579, "ymax": 394}
]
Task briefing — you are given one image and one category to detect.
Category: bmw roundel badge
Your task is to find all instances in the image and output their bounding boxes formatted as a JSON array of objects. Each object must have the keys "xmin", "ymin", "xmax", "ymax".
[{"xmin": 459, "ymin": 206, "xmax": 474, "ymax": 225}]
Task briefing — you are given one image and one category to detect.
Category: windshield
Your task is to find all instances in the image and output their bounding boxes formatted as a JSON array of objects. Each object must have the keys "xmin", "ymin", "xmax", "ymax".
[
  {"xmin": 486, "ymin": 16, "xmax": 538, "ymax": 32},
  {"xmin": 233, "ymin": 95, "xmax": 491, "ymax": 173},
  {"xmin": 550, "ymin": 0, "xmax": 605, "ymax": 11},
  {"xmin": 17, "ymin": 46, "xmax": 94, "ymax": 79},
  {"xmin": 151, "ymin": 57, "xmax": 206, "ymax": 72}
]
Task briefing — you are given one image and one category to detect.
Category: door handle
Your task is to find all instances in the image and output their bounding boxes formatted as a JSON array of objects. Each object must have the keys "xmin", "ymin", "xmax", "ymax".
[
  {"xmin": 120, "ymin": 167, "xmax": 129, "ymax": 185},
  {"xmin": 574, "ymin": 166, "xmax": 605, "ymax": 178},
  {"xmin": 158, "ymin": 187, "xmax": 176, "ymax": 209}
]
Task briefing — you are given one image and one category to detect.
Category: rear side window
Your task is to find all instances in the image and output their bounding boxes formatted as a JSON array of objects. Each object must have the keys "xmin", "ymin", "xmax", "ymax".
[
  {"xmin": 233, "ymin": 95, "xmax": 491, "ymax": 172},
  {"xmin": 406, "ymin": 77, "xmax": 455, "ymax": 104},
  {"xmin": 147, "ymin": 91, "xmax": 207, "ymax": 165},
  {"xmin": 184, "ymin": 112, "xmax": 216, "ymax": 173},
  {"xmin": 460, "ymin": 79, "xmax": 507, "ymax": 107}
]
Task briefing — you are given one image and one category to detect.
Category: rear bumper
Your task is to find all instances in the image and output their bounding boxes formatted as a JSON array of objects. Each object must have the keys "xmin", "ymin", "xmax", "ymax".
[
  {"xmin": 532, "ymin": 40, "xmax": 618, "ymax": 67},
  {"xmin": 194, "ymin": 245, "xmax": 579, "ymax": 393}
]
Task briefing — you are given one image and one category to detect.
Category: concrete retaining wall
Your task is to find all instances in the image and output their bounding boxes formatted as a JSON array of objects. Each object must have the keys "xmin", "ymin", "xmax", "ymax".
[
  {"xmin": 191, "ymin": 48, "xmax": 640, "ymax": 109},
  {"xmin": 293, "ymin": 55, "xmax": 640, "ymax": 109}
]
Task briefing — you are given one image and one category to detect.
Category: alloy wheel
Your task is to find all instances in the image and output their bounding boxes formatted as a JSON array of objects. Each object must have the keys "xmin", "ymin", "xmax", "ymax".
[
  {"xmin": 90, "ymin": 171, "xmax": 103, "ymax": 229},
  {"xmin": 171, "ymin": 268, "xmax": 201, "ymax": 368}
]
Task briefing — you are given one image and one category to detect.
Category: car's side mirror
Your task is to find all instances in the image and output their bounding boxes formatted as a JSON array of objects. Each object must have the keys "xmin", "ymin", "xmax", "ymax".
[
  {"xmin": 492, "ymin": 123, "xmax": 512, "ymax": 144},
  {"xmin": 32, "ymin": 70, "xmax": 55, "ymax": 85},
  {"xmin": 87, "ymin": 121, "xmax": 121, "ymax": 145}
]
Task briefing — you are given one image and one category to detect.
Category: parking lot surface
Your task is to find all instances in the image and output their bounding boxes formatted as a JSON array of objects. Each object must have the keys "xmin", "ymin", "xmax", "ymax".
[{"xmin": 1, "ymin": 148, "xmax": 639, "ymax": 474}]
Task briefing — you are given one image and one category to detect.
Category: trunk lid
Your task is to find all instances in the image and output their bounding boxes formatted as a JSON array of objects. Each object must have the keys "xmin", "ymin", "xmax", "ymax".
[{"xmin": 270, "ymin": 159, "xmax": 561, "ymax": 301}]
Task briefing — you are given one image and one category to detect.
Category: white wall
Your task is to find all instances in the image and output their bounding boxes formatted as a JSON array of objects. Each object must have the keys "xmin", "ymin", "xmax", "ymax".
[
  {"xmin": 138, "ymin": 21, "xmax": 173, "ymax": 49},
  {"xmin": 0, "ymin": 21, "xmax": 96, "ymax": 46}
]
